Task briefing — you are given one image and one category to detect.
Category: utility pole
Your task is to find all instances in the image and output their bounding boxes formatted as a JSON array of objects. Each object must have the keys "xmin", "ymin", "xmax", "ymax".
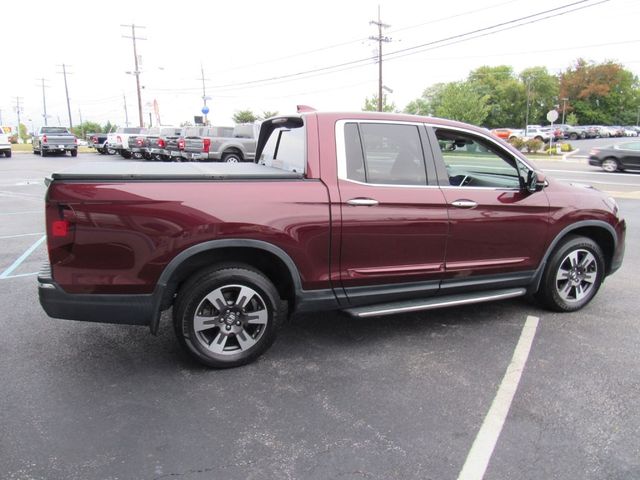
[
  {"xmin": 369, "ymin": 5, "xmax": 391, "ymax": 112},
  {"xmin": 121, "ymin": 24, "xmax": 146, "ymax": 128},
  {"xmin": 37, "ymin": 78, "xmax": 50, "ymax": 126},
  {"xmin": 561, "ymin": 97, "xmax": 568, "ymax": 125},
  {"xmin": 524, "ymin": 80, "xmax": 532, "ymax": 133},
  {"xmin": 199, "ymin": 63, "xmax": 210, "ymax": 125},
  {"xmin": 123, "ymin": 93, "xmax": 130, "ymax": 127},
  {"xmin": 78, "ymin": 108, "xmax": 84, "ymax": 138},
  {"xmin": 14, "ymin": 97, "xmax": 24, "ymax": 141},
  {"xmin": 57, "ymin": 64, "xmax": 73, "ymax": 128}
]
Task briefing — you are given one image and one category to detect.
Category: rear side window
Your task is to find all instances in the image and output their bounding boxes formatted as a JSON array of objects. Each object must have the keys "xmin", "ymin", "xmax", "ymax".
[
  {"xmin": 343, "ymin": 123, "xmax": 427, "ymax": 185},
  {"xmin": 260, "ymin": 125, "xmax": 306, "ymax": 173}
]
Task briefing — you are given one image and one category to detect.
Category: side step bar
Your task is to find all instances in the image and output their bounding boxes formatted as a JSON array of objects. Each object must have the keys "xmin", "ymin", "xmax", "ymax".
[{"xmin": 344, "ymin": 288, "xmax": 527, "ymax": 318}]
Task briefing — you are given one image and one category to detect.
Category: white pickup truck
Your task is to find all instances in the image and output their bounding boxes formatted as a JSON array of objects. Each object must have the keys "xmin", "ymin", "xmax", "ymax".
[
  {"xmin": 106, "ymin": 127, "xmax": 147, "ymax": 159},
  {"xmin": 0, "ymin": 131, "xmax": 11, "ymax": 157}
]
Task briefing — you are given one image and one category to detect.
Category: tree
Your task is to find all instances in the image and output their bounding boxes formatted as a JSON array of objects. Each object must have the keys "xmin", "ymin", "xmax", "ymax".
[
  {"xmin": 102, "ymin": 121, "xmax": 117, "ymax": 133},
  {"xmin": 433, "ymin": 82, "xmax": 489, "ymax": 125},
  {"xmin": 560, "ymin": 59, "xmax": 640, "ymax": 125},
  {"xmin": 261, "ymin": 111, "xmax": 279, "ymax": 119},
  {"xmin": 566, "ymin": 112, "xmax": 578, "ymax": 126},
  {"xmin": 233, "ymin": 110, "xmax": 258, "ymax": 124},
  {"xmin": 520, "ymin": 66, "xmax": 560, "ymax": 126},
  {"xmin": 19, "ymin": 123, "xmax": 29, "ymax": 143},
  {"xmin": 467, "ymin": 66, "xmax": 525, "ymax": 128},
  {"xmin": 362, "ymin": 94, "xmax": 396, "ymax": 112},
  {"xmin": 72, "ymin": 121, "xmax": 103, "ymax": 138}
]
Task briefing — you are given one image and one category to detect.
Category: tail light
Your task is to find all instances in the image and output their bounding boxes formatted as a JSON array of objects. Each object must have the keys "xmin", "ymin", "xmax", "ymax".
[
  {"xmin": 203, "ymin": 138, "xmax": 211, "ymax": 153},
  {"xmin": 136, "ymin": 137, "xmax": 144, "ymax": 146},
  {"xmin": 42, "ymin": 135, "xmax": 48, "ymax": 144},
  {"xmin": 157, "ymin": 138, "xmax": 166, "ymax": 148},
  {"xmin": 46, "ymin": 203, "xmax": 76, "ymax": 264},
  {"xmin": 74, "ymin": 137, "xmax": 78, "ymax": 144},
  {"xmin": 91, "ymin": 135, "xmax": 98, "ymax": 143},
  {"xmin": 178, "ymin": 138, "xmax": 185, "ymax": 150}
]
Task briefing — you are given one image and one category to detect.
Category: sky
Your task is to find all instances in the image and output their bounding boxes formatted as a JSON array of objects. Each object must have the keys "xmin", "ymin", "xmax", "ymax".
[{"xmin": 1, "ymin": 0, "xmax": 639, "ymax": 131}]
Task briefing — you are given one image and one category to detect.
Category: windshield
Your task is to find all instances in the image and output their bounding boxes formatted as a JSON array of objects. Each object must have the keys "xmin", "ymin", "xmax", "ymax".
[{"xmin": 41, "ymin": 127, "xmax": 70, "ymax": 134}]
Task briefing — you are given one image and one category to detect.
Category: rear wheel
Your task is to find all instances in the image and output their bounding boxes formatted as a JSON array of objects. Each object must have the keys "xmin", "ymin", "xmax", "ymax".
[
  {"xmin": 5, "ymin": 150, "xmax": 11, "ymax": 158},
  {"xmin": 40, "ymin": 149, "xmax": 47, "ymax": 157},
  {"xmin": 222, "ymin": 152, "xmax": 242, "ymax": 163},
  {"xmin": 569, "ymin": 133, "xmax": 578, "ymax": 140},
  {"xmin": 601, "ymin": 157, "xmax": 619, "ymax": 173},
  {"xmin": 70, "ymin": 149, "xmax": 78, "ymax": 157},
  {"xmin": 121, "ymin": 150, "xmax": 132, "ymax": 159},
  {"xmin": 173, "ymin": 265, "xmax": 286, "ymax": 368},
  {"xmin": 106, "ymin": 147, "xmax": 116, "ymax": 155},
  {"xmin": 536, "ymin": 236, "xmax": 605, "ymax": 312}
]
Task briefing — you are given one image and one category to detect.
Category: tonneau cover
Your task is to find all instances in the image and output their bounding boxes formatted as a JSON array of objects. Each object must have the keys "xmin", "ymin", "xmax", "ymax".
[{"xmin": 50, "ymin": 162, "xmax": 305, "ymax": 181}]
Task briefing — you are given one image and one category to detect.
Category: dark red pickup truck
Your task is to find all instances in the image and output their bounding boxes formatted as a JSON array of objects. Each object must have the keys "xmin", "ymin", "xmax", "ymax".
[{"xmin": 39, "ymin": 111, "xmax": 626, "ymax": 367}]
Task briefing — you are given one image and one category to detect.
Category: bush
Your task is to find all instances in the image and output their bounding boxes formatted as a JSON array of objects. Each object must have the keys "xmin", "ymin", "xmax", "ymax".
[
  {"xmin": 524, "ymin": 138, "xmax": 543, "ymax": 153},
  {"xmin": 560, "ymin": 142, "xmax": 573, "ymax": 152},
  {"xmin": 508, "ymin": 137, "xmax": 525, "ymax": 150}
]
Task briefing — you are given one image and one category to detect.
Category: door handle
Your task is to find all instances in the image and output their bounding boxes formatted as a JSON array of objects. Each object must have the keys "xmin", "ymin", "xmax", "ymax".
[
  {"xmin": 451, "ymin": 200, "xmax": 477, "ymax": 209},
  {"xmin": 347, "ymin": 198, "xmax": 379, "ymax": 206}
]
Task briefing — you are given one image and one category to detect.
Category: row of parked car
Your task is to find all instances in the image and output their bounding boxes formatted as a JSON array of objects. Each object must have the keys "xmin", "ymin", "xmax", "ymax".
[
  {"xmin": 491, "ymin": 124, "xmax": 640, "ymax": 143},
  {"xmin": 87, "ymin": 124, "xmax": 259, "ymax": 163}
]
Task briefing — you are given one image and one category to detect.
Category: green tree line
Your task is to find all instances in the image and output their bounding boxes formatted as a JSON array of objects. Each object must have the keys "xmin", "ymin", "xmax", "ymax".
[{"xmin": 366, "ymin": 59, "xmax": 640, "ymax": 128}]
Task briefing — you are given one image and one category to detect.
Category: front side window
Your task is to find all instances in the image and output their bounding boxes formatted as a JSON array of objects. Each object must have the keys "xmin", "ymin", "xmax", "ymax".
[
  {"xmin": 435, "ymin": 128, "xmax": 521, "ymax": 189},
  {"xmin": 343, "ymin": 123, "xmax": 427, "ymax": 185}
]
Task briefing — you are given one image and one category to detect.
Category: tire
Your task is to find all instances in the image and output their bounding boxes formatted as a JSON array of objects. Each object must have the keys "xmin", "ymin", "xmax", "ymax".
[
  {"xmin": 121, "ymin": 150, "xmax": 132, "ymax": 159},
  {"xmin": 173, "ymin": 265, "xmax": 286, "ymax": 368},
  {"xmin": 97, "ymin": 148, "xmax": 106, "ymax": 154},
  {"xmin": 5, "ymin": 150, "xmax": 11, "ymax": 158},
  {"xmin": 601, "ymin": 157, "xmax": 619, "ymax": 173},
  {"xmin": 106, "ymin": 147, "xmax": 117, "ymax": 155},
  {"xmin": 70, "ymin": 149, "xmax": 78, "ymax": 157},
  {"xmin": 41, "ymin": 149, "xmax": 47, "ymax": 157},
  {"xmin": 569, "ymin": 133, "xmax": 578, "ymax": 140},
  {"xmin": 536, "ymin": 235, "xmax": 605, "ymax": 312},
  {"xmin": 222, "ymin": 152, "xmax": 242, "ymax": 163},
  {"xmin": 133, "ymin": 152, "xmax": 143, "ymax": 159}
]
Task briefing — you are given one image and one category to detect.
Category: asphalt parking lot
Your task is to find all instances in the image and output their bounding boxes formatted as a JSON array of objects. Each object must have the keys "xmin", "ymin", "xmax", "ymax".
[{"xmin": 1, "ymin": 153, "xmax": 639, "ymax": 480}]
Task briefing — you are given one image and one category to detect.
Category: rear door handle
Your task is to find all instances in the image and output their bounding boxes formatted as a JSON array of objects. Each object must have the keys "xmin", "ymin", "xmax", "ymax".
[
  {"xmin": 451, "ymin": 200, "xmax": 477, "ymax": 209},
  {"xmin": 347, "ymin": 198, "xmax": 379, "ymax": 206}
]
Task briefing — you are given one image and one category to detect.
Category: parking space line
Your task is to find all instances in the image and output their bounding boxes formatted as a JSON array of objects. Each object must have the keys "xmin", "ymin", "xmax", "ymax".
[
  {"xmin": 0, "ymin": 232, "xmax": 45, "ymax": 240},
  {"xmin": 0, "ymin": 211, "xmax": 41, "ymax": 216},
  {"xmin": 0, "ymin": 235, "xmax": 46, "ymax": 279},
  {"xmin": 0, "ymin": 272, "xmax": 39, "ymax": 280},
  {"xmin": 457, "ymin": 315, "xmax": 540, "ymax": 480}
]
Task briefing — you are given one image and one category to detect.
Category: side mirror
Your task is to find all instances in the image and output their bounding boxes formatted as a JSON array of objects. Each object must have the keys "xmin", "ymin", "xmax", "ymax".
[{"xmin": 525, "ymin": 170, "xmax": 545, "ymax": 193}]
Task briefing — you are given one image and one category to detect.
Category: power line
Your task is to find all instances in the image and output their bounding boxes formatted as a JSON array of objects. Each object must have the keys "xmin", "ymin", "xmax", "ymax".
[
  {"xmin": 121, "ymin": 24, "xmax": 146, "ymax": 127},
  {"xmin": 163, "ymin": 0, "xmax": 606, "ymax": 94},
  {"xmin": 56, "ymin": 64, "xmax": 73, "ymax": 128}
]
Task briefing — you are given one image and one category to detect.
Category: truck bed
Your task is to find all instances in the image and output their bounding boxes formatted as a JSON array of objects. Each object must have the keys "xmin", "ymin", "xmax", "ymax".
[{"xmin": 50, "ymin": 161, "xmax": 304, "ymax": 181}]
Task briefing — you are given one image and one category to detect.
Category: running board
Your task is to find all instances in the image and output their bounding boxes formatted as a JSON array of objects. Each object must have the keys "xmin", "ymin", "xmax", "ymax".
[{"xmin": 344, "ymin": 288, "xmax": 527, "ymax": 318}]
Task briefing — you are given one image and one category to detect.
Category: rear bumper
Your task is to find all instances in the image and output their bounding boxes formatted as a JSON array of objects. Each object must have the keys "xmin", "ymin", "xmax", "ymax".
[
  {"xmin": 42, "ymin": 145, "xmax": 76, "ymax": 151},
  {"xmin": 38, "ymin": 264, "xmax": 156, "ymax": 327}
]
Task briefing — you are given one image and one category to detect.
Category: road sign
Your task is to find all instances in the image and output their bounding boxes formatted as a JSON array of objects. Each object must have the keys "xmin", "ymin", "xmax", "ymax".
[
  {"xmin": 201, "ymin": 106, "xmax": 210, "ymax": 115},
  {"xmin": 547, "ymin": 109, "xmax": 559, "ymax": 123}
]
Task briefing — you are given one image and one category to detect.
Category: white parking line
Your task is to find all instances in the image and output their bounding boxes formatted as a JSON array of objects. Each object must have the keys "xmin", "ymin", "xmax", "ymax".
[
  {"xmin": 0, "ymin": 232, "xmax": 45, "ymax": 240},
  {"xmin": 0, "ymin": 235, "xmax": 46, "ymax": 279},
  {"xmin": 0, "ymin": 211, "xmax": 41, "ymax": 216},
  {"xmin": 0, "ymin": 272, "xmax": 39, "ymax": 280},
  {"xmin": 457, "ymin": 315, "xmax": 540, "ymax": 480}
]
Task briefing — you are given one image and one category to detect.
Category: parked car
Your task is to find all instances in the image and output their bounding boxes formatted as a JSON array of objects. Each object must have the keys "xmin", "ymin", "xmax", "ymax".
[
  {"xmin": 127, "ymin": 126, "xmax": 182, "ymax": 160},
  {"xmin": 524, "ymin": 127, "xmax": 552, "ymax": 143},
  {"xmin": 39, "ymin": 110, "xmax": 626, "ymax": 368},
  {"xmin": 589, "ymin": 142, "xmax": 640, "ymax": 172},
  {"xmin": 0, "ymin": 131, "xmax": 11, "ymax": 157},
  {"xmin": 87, "ymin": 133, "xmax": 115, "ymax": 154},
  {"xmin": 106, "ymin": 127, "xmax": 147, "ymax": 158},
  {"xmin": 490, "ymin": 128, "xmax": 523, "ymax": 140},
  {"xmin": 557, "ymin": 125, "xmax": 587, "ymax": 140},
  {"xmin": 32, "ymin": 127, "xmax": 78, "ymax": 157},
  {"xmin": 180, "ymin": 123, "xmax": 259, "ymax": 162}
]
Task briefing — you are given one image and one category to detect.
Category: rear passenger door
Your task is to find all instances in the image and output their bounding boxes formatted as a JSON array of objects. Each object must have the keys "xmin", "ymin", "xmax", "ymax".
[{"xmin": 336, "ymin": 121, "xmax": 449, "ymax": 302}]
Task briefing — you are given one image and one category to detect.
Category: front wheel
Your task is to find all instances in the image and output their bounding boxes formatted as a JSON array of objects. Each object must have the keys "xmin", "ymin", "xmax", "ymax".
[
  {"xmin": 536, "ymin": 236, "xmax": 605, "ymax": 312},
  {"xmin": 173, "ymin": 266, "xmax": 286, "ymax": 368},
  {"xmin": 70, "ymin": 149, "xmax": 78, "ymax": 157},
  {"xmin": 601, "ymin": 158, "xmax": 619, "ymax": 173}
]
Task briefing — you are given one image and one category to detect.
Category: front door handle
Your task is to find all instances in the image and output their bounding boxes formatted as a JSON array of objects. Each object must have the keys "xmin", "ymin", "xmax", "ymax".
[
  {"xmin": 451, "ymin": 200, "xmax": 477, "ymax": 209},
  {"xmin": 347, "ymin": 198, "xmax": 379, "ymax": 206}
]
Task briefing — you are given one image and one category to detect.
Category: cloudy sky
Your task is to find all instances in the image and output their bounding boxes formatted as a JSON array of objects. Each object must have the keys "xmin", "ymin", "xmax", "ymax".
[{"xmin": 2, "ymin": 0, "xmax": 639, "ymax": 130}]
